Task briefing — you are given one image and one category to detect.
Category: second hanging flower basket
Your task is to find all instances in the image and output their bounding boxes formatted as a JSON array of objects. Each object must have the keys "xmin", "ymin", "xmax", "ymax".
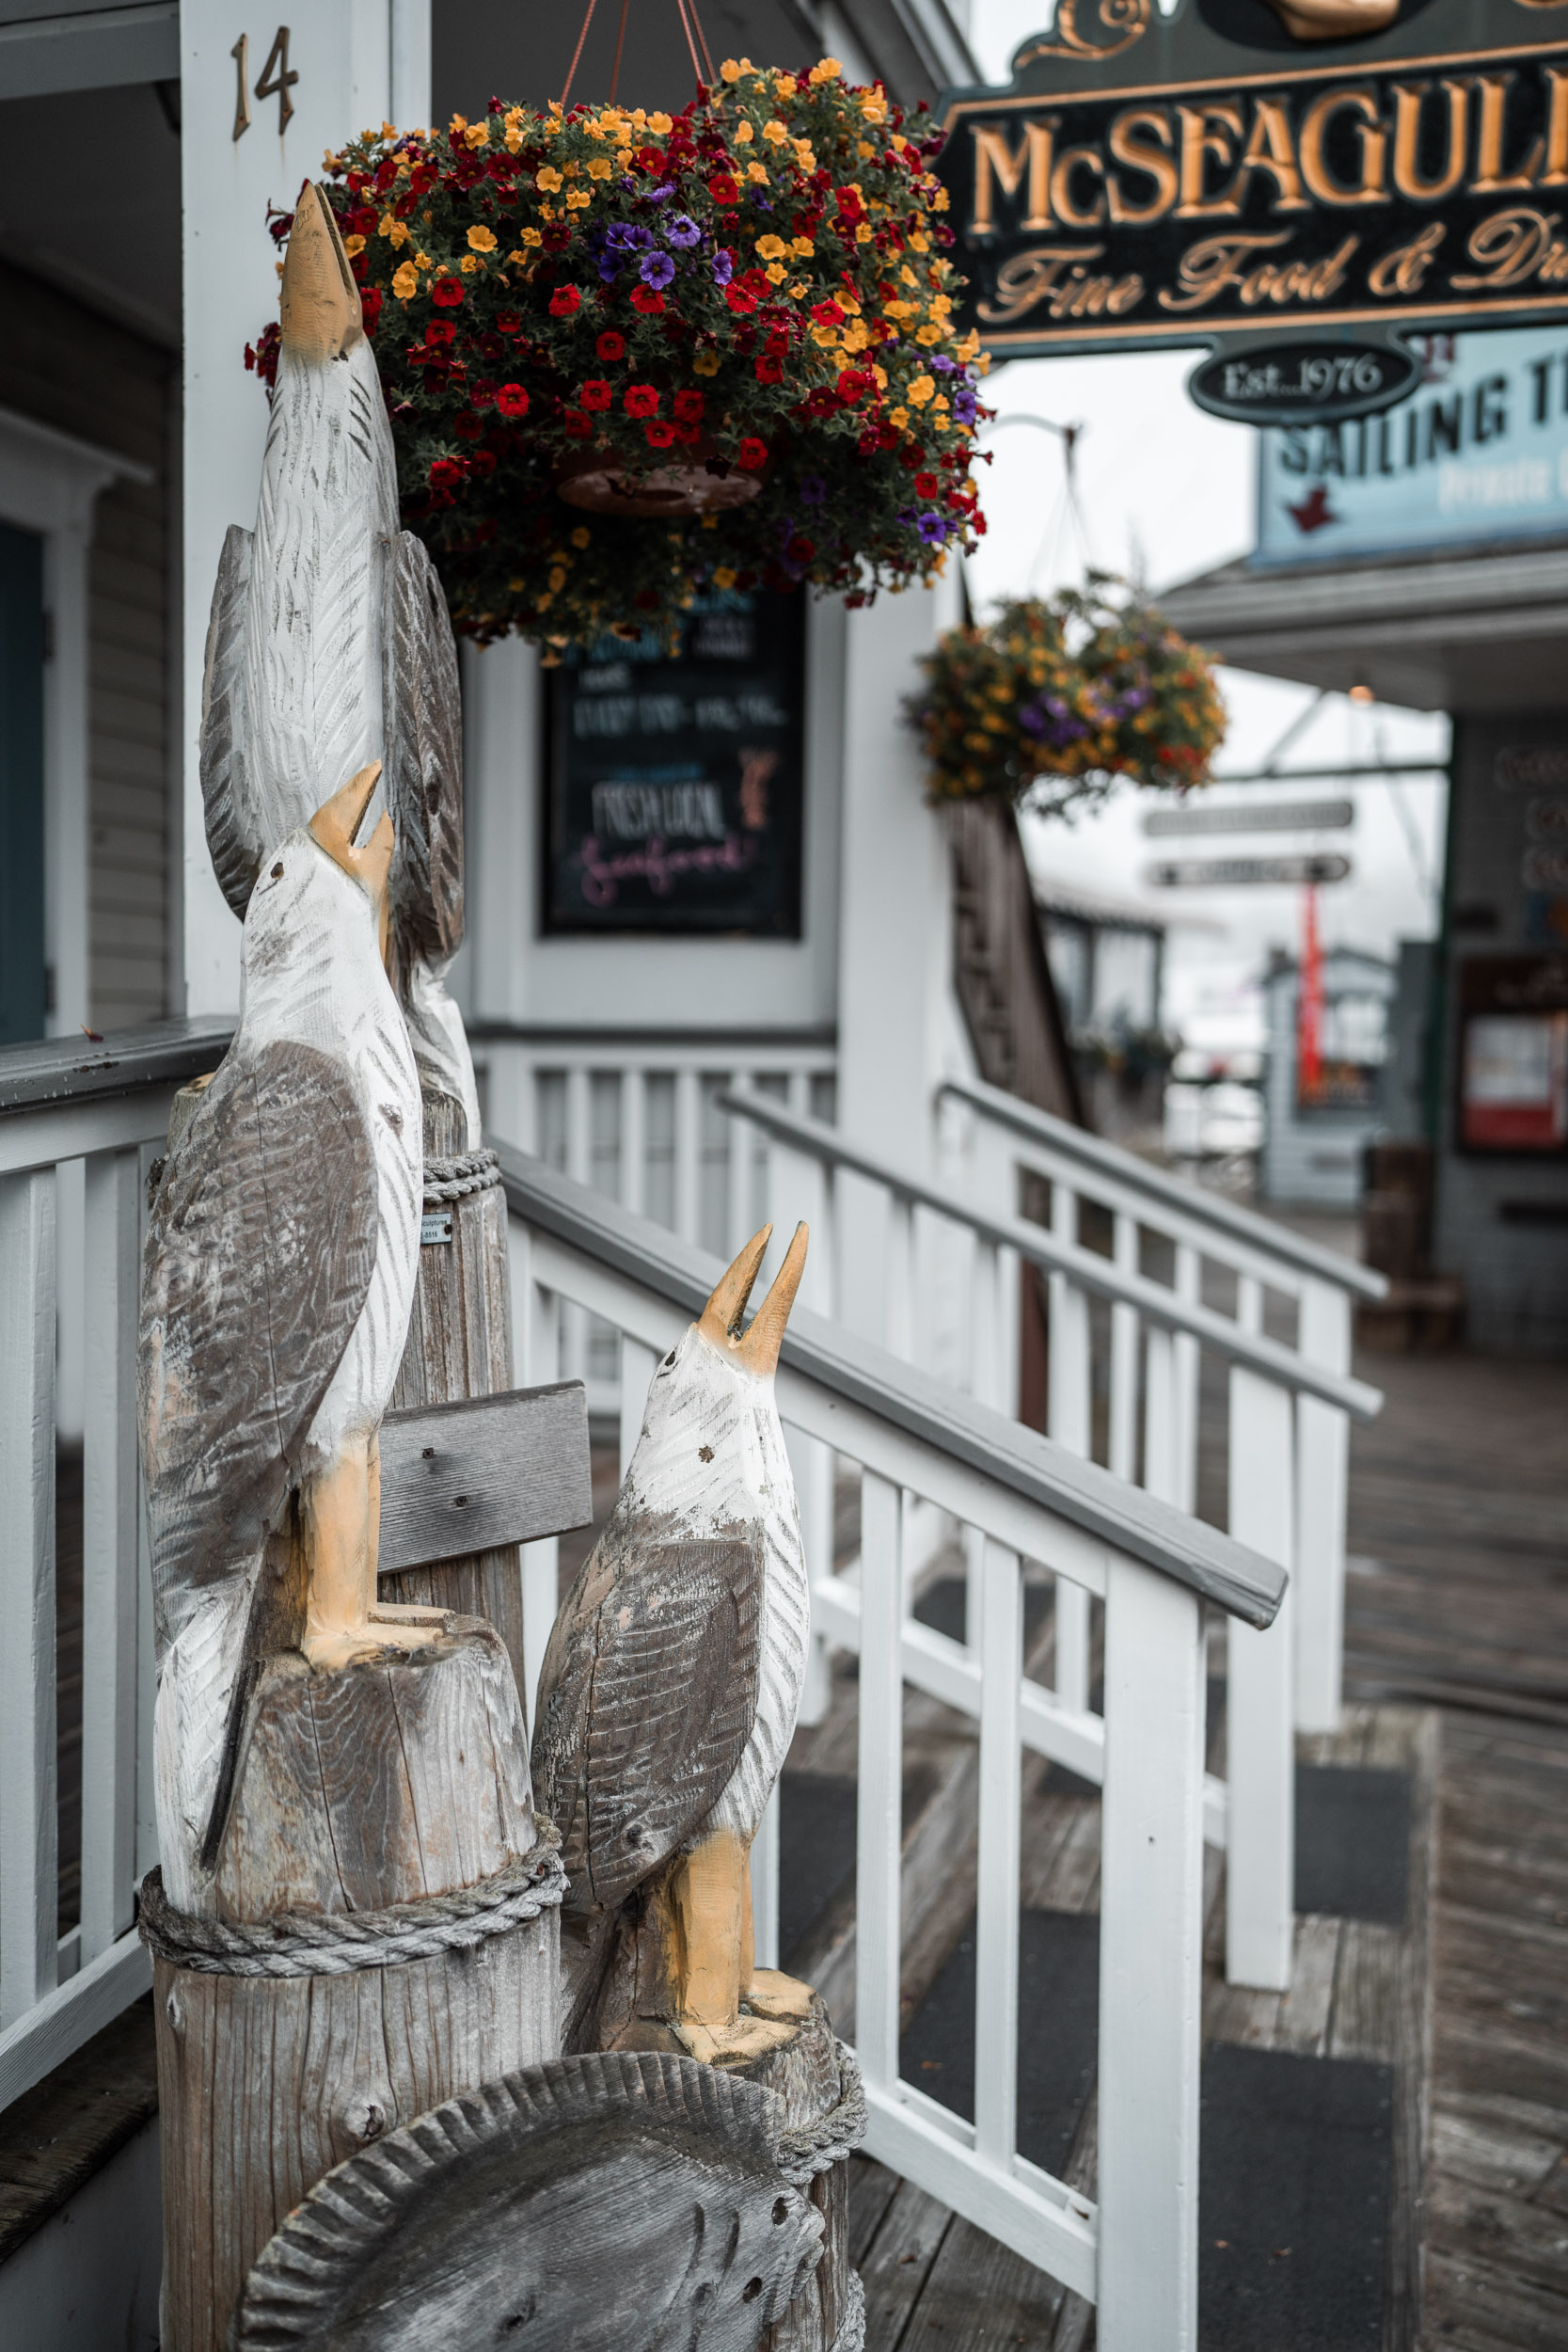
[{"xmin": 247, "ymin": 59, "xmax": 990, "ymax": 645}]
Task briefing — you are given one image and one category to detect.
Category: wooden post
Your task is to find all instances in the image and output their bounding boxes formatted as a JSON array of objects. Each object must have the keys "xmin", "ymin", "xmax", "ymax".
[
  {"xmin": 152, "ymin": 1616, "xmax": 561, "ymax": 2352},
  {"xmin": 383, "ymin": 1094, "xmax": 527, "ymax": 1695}
]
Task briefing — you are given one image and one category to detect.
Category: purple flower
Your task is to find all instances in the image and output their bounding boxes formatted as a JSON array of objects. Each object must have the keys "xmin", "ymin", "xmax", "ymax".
[
  {"xmin": 798, "ymin": 472, "xmax": 827, "ymax": 505},
  {"xmin": 952, "ymin": 386, "xmax": 978, "ymax": 423},
  {"xmin": 917, "ymin": 512, "xmax": 948, "ymax": 544},
  {"xmin": 666, "ymin": 214, "xmax": 701, "ymax": 247},
  {"xmin": 710, "ymin": 250, "xmax": 734, "ymax": 286},
  {"xmin": 644, "ymin": 181, "xmax": 675, "ymax": 204},
  {"xmin": 929, "ymin": 355, "xmax": 956, "ymax": 374},
  {"xmin": 641, "ymin": 250, "xmax": 675, "ymax": 289}
]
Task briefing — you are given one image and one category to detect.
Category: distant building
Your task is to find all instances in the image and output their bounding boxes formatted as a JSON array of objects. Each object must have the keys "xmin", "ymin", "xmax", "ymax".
[
  {"xmin": 1034, "ymin": 880, "xmax": 1170, "ymax": 1138},
  {"xmin": 1260, "ymin": 946, "xmax": 1394, "ymax": 1209}
]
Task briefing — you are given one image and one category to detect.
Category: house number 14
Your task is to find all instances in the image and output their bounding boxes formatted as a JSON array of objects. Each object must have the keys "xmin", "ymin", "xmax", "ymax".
[{"xmin": 231, "ymin": 28, "xmax": 298, "ymax": 141}]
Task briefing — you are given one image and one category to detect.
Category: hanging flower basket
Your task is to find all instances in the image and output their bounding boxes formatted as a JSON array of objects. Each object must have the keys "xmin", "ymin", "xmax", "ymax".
[
  {"xmin": 246, "ymin": 59, "xmax": 990, "ymax": 645},
  {"xmin": 910, "ymin": 581, "xmax": 1227, "ymax": 818}
]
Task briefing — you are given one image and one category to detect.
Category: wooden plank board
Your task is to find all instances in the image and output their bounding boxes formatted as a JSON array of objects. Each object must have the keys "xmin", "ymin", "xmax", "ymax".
[{"xmin": 377, "ymin": 1381, "xmax": 593, "ymax": 1572}]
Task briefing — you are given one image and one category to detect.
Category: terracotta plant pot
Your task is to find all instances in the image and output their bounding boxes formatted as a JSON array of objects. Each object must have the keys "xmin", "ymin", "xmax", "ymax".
[{"xmin": 555, "ymin": 436, "xmax": 768, "ymax": 517}]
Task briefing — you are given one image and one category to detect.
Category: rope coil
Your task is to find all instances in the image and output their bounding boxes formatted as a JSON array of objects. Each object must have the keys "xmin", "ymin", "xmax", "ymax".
[
  {"xmin": 138, "ymin": 1841, "xmax": 565, "ymax": 1979},
  {"xmin": 775, "ymin": 2040, "xmax": 867, "ymax": 2185},
  {"xmin": 421, "ymin": 1147, "xmax": 501, "ymax": 1207}
]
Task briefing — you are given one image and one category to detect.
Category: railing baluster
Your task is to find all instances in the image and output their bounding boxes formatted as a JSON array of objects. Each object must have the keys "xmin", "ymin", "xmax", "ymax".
[
  {"xmin": 509, "ymin": 1218, "xmax": 563, "ymax": 1730},
  {"xmin": 1109, "ymin": 1212, "xmax": 1138, "ymax": 1483},
  {"xmin": 1226, "ymin": 1275, "xmax": 1295, "ymax": 1994},
  {"xmin": 724, "ymin": 1072, "xmax": 752, "ymax": 1256},
  {"xmin": 674, "ymin": 1067, "xmax": 701, "ymax": 1245},
  {"xmin": 1294, "ymin": 1277, "xmax": 1350, "ymax": 1735},
  {"xmin": 1173, "ymin": 1244, "xmax": 1200, "ymax": 1517},
  {"xmin": 621, "ymin": 1066, "xmax": 645, "ymax": 1218},
  {"xmin": 749, "ymin": 1784, "xmax": 781, "ymax": 1975},
  {"xmin": 973, "ymin": 1540, "xmax": 1022, "ymax": 2169},
  {"xmin": 1048, "ymin": 1187, "xmax": 1092, "ymax": 1715},
  {"xmin": 0, "ymin": 1168, "xmax": 59, "ymax": 2028},
  {"xmin": 620, "ymin": 1336, "xmax": 657, "ymax": 1483},
  {"xmin": 1099, "ymin": 1548, "xmax": 1206, "ymax": 2352},
  {"xmin": 856, "ymin": 1470, "xmax": 904, "ymax": 2085},
  {"xmin": 79, "ymin": 1149, "xmax": 141, "ymax": 1962},
  {"xmin": 885, "ymin": 1193, "xmax": 915, "ymax": 1362},
  {"xmin": 770, "ymin": 1141, "xmax": 836, "ymax": 1727}
]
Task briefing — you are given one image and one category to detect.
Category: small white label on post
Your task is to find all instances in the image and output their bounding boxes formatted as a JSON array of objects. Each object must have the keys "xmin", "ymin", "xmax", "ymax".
[{"xmin": 420, "ymin": 1208, "xmax": 453, "ymax": 1246}]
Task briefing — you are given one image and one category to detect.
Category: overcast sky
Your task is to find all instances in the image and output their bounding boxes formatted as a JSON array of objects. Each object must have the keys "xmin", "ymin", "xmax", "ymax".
[{"xmin": 958, "ymin": 0, "xmax": 1450, "ymax": 1058}]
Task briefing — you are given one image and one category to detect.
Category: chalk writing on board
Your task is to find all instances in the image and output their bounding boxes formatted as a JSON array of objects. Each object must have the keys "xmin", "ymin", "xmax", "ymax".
[{"xmin": 543, "ymin": 591, "xmax": 805, "ymax": 936}]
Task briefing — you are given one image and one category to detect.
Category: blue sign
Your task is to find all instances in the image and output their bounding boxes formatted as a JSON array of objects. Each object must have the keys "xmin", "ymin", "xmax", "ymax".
[{"xmin": 1255, "ymin": 328, "xmax": 1568, "ymax": 566}]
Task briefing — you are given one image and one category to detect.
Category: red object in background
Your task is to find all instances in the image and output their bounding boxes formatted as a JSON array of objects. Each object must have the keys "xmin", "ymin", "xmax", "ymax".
[{"xmin": 1298, "ymin": 885, "xmax": 1324, "ymax": 1101}]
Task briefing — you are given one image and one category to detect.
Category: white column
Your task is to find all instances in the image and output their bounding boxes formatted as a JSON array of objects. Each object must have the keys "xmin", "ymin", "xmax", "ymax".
[{"xmin": 179, "ymin": 0, "xmax": 419, "ymax": 1014}]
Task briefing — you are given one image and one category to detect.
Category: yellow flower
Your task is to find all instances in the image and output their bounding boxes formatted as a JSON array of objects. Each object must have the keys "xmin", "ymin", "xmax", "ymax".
[
  {"xmin": 536, "ymin": 165, "xmax": 562, "ymax": 192},
  {"xmin": 693, "ymin": 348, "xmax": 721, "ymax": 376},
  {"xmin": 933, "ymin": 187, "xmax": 951, "ymax": 212},
  {"xmin": 649, "ymin": 111, "xmax": 673, "ymax": 134},
  {"xmin": 735, "ymin": 120, "xmax": 754, "ymax": 144},
  {"xmin": 889, "ymin": 405, "xmax": 910, "ymax": 429},
  {"xmin": 763, "ymin": 119, "xmax": 788, "ymax": 146},
  {"xmin": 466, "ymin": 121, "xmax": 489, "ymax": 149},
  {"xmin": 412, "ymin": 249, "xmax": 433, "ymax": 271},
  {"xmin": 790, "ymin": 235, "xmax": 814, "ymax": 257},
  {"xmin": 793, "ymin": 141, "xmax": 816, "ymax": 169},
  {"xmin": 910, "ymin": 231, "xmax": 929, "ymax": 253},
  {"xmin": 858, "ymin": 138, "xmax": 874, "ymax": 160},
  {"xmin": 701, "ymin": 512, "xmax": 719, "ymax": 530},
  {"xmin": 756, "ymin": 232, "xmax": 787, "ymax": 260},
  {"xmin": 467, "ymin": 224, "xmax": 498, "ymax": 252},
  {"xmin": 776, "ymin": 72, "xmax": 799, "ymax": 97},
  {"xmin": 548, "ymin": 566, "xmax": 568, "ymax": 593},
  {"xmin": 381, "ymin": 120, "xmax": 397, "ymax": 138},
  {"xmin": 957, "ymin": 329, "xmax": 980, "ymax": 361},
  {"xmin": 505, "ymin": 123, "xmax": 523, "ymax": 151},
  {"xmin": 764, "ymin": 262, "xmax": 787, "ymax": 285},
  {"xmin": 714, "ymin": 565, "xmax": 738, "ymax": 589},
  {"xmin": 842, "ymin": 320, "xmax": 869, "ymax": 351},
  {"xmin": 862, "ymin": 95, "xmax": 888, "ymax": 124},
  {"xmin": 565, "ymin": 187, "xmax": 592, "ymax": 209},
  {"xmin": 391, "ymin": 261, "xmax": 419, "ymax": 300},
  {"xmin": 747, "ymin": 161, "xmax": 769, "ymax": 183},
  {"xmin": 616, "ymin": 147, "xmax": 634, "ymax": 167},
  {"xmin": 343, "ymin": 233, "xmax": 366, "ymax": 258},
  {"xmin": 720, "ymin": 58, "xmax": 743, "ymax": 81},
  {"xmin": 808, "ymin": 56, "xmax": 842, "ymax": 83},
  {"xmin": 810, "ymin": 324, "xmax": 840, "ymax": 348},
  {"xmin": 571, "ymin": 526, "xmax": 591, "ymax": 549},
  {"xmin": 856, "ymin": 223, "xmax": 873, "ymax": 244},
  {"xmin": 588, "ymin": 155, "xmax": 612, "ymax": 179},
  {"xmin": 915, "ymin": 323, "xmax": 942, "ymax": 345},
  {"xmin": 873, "ymin": 362, "xmax": 888, "ymax": 389},
  {"xmin": 900, "ymin": 263, "xmax": 917, "ymax": 286},
  {"xmin": 932, "ymin": 393, "xmax": 949, "ymax": 413},
  {"xmin": 788, "ymin": 279, "xmax": 808, "ymax": 298}
]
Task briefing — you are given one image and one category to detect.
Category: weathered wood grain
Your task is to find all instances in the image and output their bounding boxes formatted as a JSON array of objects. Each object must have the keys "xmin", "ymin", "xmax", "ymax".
[
  {"xmin": 377, "ymin": 1383, "xmax": 593, "ymax": 1570},
  {"xmin": 741, "ymin": 1999, "xmax": 856, "ymax": 2352},
  {"xmin": 230, "ymin": 2051, "xmax": 821, "ymax": 2352}
]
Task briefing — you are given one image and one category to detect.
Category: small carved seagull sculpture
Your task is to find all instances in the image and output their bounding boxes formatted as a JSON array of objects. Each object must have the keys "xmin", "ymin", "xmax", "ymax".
[
  {"xmin": 200, "ymin": 181, "xmax": 477, "ymax": 1139},
  {"xmin": 532, "ymin": 1226, "xmax": 816, "ymax": 2064},
  {"xmin": 140, "ymin": 764, "xmax": 443, "ymax": 1913}
]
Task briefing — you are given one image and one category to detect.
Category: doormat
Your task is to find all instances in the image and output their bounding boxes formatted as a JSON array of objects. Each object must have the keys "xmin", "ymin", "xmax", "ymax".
[
  {"xmin": 778, "ymin": 1772, "xmax": 859, "ymax": 1968},
  {"xmin": 1201, "ymin": 2044, "xmax": 1391, "ymax": 2351},
  {"xmin": 1295, "ymin": 1764, "xmax": 1411, "ymax": 1925},
  {"xmin": 897, "ymin": 1907, "xmax": 1100, "ymax": 2178}
]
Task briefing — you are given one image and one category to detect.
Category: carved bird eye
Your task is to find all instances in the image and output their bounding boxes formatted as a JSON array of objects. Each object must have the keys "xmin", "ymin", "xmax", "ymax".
[
  {"xmin": 742, "ymin": 2279, "xmax": 764, "ymax": 2302},
  {"xmin": 662, "ymin": 1349, "xmax": 677, "ymax": 1370},
  {"xmin": 270, "ymin": 862, "xmax": 284, "ymax": 880}
]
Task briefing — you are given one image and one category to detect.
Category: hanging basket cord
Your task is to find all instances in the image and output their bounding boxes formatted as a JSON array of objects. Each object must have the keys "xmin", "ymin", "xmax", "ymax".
[{"xmin": 562, "ymin": 0, "xmax": 716, "ymax": 111}]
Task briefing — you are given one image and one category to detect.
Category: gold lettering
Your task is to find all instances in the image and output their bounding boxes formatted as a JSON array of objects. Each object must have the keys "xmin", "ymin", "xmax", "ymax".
[
  {"xmin": 978, "ymin": 244, "xmax": 1103, "ymax": 322},
  {"xmin": 1157, "ymin": 228, "xmax": 1291, "ymax": 310},
  {"xmin": 1229, "ymin": 98, "xmax": 1307, "ymax": 212},
  {"xmin": 1452, "ymin": 205, "xmax": 1558, "ymax": 288},
  {"xmin": 970, "ymin": 122, "xmax": 1056, "ymax": 234},
  {"xmin": 1299, "ymin": 88, "xmax": 1388, "ymax": 207},
  {"xmin": 1051, "ymin": 147, "xmax": 1107, "ymax": 230},
  {"xmin": 1542, "ymin": 69, "xmax": 1568, "ymax": 189},
  {"xmin": 1368, "ymin": 219, "xmax": 1446, "ymax": 294},
  {"xmin": 1107, "ymin": 108, "xmax": 1179, "ymax": 223},
  {"xmin": 1176, "ymin": 104, "xmax": 1244, "ymax": 217},
  {"xmin": 1236, "ymin": 235, "xmax": 1358, "ymax": 308},
  {"xmin": 1472, "ymin": 74, "xmax": 1543, "ymax": 195},
  {"xmin": 1391, "ymin": 81, "xmax": 1469, "ymax": 202}
]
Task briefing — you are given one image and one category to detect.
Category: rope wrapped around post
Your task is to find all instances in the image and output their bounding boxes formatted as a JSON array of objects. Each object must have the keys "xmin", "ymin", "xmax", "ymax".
[
  {"xmin": 774, "ymin": 2040, "xmax": 867, "ymax": 2185},
  {"xmin": 421, "ymin": 1145, "xmax": 502, "ymax": 1206},
  {"xmin": 138, "ymin": 1838, "xmax": 565, "ymax": 1979}
]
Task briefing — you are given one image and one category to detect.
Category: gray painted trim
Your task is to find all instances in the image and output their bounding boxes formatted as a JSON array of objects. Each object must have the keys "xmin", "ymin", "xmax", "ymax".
[
  {"xmin": 0, "ymin": 1018, "xmax": 234, "ymax": 1118},
  {"xmin": 0, "ymin": 3, "xmax": 178, "ymax": 101},
  {"xmin": 497, "ymin": 1142, "xmax": 1288, "ymax": 1629},
  {"xmin": 941, "ymin": 1073, "xmax": 1389, "ymax": 1303},
  {"xmin": 467, "ymin": 1021, "xmax": 837, "ymax": 1053},
  {"xmin": 717, "ymin": 1088, "xmax": 1384, "ymax": 1417}
]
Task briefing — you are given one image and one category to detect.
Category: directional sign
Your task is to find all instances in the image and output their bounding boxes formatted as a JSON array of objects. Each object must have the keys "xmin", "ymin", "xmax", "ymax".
[
  {"xmin": 936, "ymin": 4, "xmax": 1568, "ymax": 368},
  {"xmin": 1146, "ymin": 852, "xmax": 1354, "ymax": 887},
  {"xmin": 1143, "ymin": 798, "xmax": 1354, "ymax": 836}
]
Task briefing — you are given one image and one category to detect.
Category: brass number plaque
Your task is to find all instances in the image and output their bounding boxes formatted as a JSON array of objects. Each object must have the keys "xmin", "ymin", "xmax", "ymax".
[{"xmin": 231, "ymin": 26, "xmax": 297, "ymax": 140}]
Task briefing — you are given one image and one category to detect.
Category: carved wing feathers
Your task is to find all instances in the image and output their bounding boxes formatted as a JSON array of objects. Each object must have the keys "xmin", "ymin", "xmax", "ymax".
[
  {"xmin": 531, "ymin": 1521, "xmax": 762, "ymax": 1911},
  {"xmin": 138, "ymin": 1041, "xmax": 379, "ymax": 1663},
  {"xmin": 386, "ymin": 530, "xmax": 464, "ymax": 963},
  {"xmin": 198, "ymin": 523, "xmax": 262, "ymax": 919}
]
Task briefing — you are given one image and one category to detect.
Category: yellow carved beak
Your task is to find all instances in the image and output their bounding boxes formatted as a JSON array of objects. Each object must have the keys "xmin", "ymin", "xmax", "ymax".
[
  {"xmin": 279, "ymin": 181, "xmax": 364, "ymax": 360},
  {"xmin": 309, "ymin": 760, "xmax": 394, "ymax": 930},
  {"xmin": 696, "ymin": 1222, "xmax": 809, "ymax": 1377}
]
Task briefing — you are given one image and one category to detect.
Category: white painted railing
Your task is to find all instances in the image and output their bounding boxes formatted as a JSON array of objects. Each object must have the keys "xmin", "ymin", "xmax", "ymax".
[
  {"xmin": 501, "ymin": 1140, "xmax": 1287, "ymax": 2346},
  {"xmin": 471, "ymin": 1029, "xmax": 836, "ymax": 1412},
  {"xmin": 0, "ymin": 1021, "xmax": 232, "ymax": 2109},
  {"xmin": 713, "ymin": 1080, "xmax": 1385, "ymax": 1994}
]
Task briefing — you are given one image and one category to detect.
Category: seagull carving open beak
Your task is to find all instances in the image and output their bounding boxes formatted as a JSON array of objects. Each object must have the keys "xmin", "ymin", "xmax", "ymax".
[
  {"xmin": 697, "ymin": 1222, "xmax": 809, "ymax": 1377},
  {"xmin": 279, "ymin": 181, "xmax": 364, "ymax": 361},
  {"xmin": 310, "ymin": 762, "xmax": 395, "ymax": 961}
]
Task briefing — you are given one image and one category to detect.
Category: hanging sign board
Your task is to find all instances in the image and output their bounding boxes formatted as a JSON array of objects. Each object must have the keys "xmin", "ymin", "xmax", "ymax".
[
  {"xmin": 934, "ymin": 0, "xmax": 1568, "ymax": 403},
  {"xmin": 1146, "ymin": 850, "xmax": 1353, "ymax": 884},
  {"xmin": 1143, "ymin": 796, "xmax": 1354, "ymax": 834},
  {"xmin": 543, "ymin": 591, "xmax": 805, "ymax": 937}
]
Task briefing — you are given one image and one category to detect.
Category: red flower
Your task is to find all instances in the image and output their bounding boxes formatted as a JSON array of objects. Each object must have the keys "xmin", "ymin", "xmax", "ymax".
[
  {"xmin": 624, "ymin": 383, "xmax": 660, "ymax": 417},
  {"xmin": 837, "ymin": 369, "xmax": 873, "ymax": 403},
  {"xmin": 630, "ymin": 284, "xmax": 666, "ymax": 315},
  {"xmin": 580, "ymin": 379, "xmax": 612, "ymax": 411},
  {"xmin": 914, "ymin": 471, "xmax": 940, "ymax": 497},
  {"xmin": 452, "ymin": 410, "xmax": 483, "ymax": 440},
  {"xmin": 496, "ymin": 310, "xmax": 524, "ymax": 337},
  {"xmin": 811, "ymin": 299, "xmax": 845, "ymax": 327},
  {"xmin": 596, "ymin": 330, "xmax": 626, "ymax": 360},
  {"xmin": 673, "ymin": 389, "xmax": 705, "ymax": 423},
  {"xmin": 431, "ymin": 278, "xmax": 465, "ymax": 308},
  {"xmin": 495, "ymin": 383, "xmax": 530, "ymax": 418},
  {"xmin": 736, "ymin": 437, "xmax": 768, "ymax": 470},
  {"xmin": 425, "ymin": 320, "xmax": 457, "ymax": 347},
  {"xmin": 787, "ymin": 535, "xmax": 816, "ymax": 564},
  {"xmin": 360, "ymin": 286, "xmax": 383, "ymax": 334},
  {"xmin": 467, "ymin": 447, "xmax": 498, "ymax": 476},
  {"xmin": 725, "ymin": 285, "xmax": 758, "ymax": 315},
  {"xmin": 754, "ymin": 357, "xmax": 783, "ymax": 385},
  {"xmin": 549, "ymin": 285, "xmax": 583, "ymax": 317},
  {"xmin": 645, "ymin": 420, "xmax": 678, "ymax": 449},
  {"xmin": 708, "ymin": 172, "xmax": 739, "ymax": 204},
  {"xmin": 428, "ymin": 456, "xmax": 466, "ymax": 486},
  {"xmin": 562, "ymin": 409, "xmax": 593, "ymax": 439}
]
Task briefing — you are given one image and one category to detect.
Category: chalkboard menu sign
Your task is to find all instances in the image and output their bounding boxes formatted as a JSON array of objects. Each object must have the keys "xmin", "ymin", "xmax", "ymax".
[{"xmin": 543, "ymin": 590, "xmax": 805, "ymax": 937}]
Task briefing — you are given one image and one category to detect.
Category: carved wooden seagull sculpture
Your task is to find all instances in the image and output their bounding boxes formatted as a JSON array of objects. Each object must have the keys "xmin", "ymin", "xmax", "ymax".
[
  {"xmin": 199, "ymin": 181, "xmax": 476, "ymax": 1139},
  {"xmin": 531, "ymin": 1225, "xmax": 815, "ymax": 2064},
  {"xmin": 140, "ymin": 764, "xmax": 442, "ymax": 1914}
]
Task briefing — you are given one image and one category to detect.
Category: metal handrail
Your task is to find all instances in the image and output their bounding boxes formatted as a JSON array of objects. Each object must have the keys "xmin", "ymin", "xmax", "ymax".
[{"xmin": 713, "ymin": 1089, "xmax": 1383, "ymax": 1422}]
